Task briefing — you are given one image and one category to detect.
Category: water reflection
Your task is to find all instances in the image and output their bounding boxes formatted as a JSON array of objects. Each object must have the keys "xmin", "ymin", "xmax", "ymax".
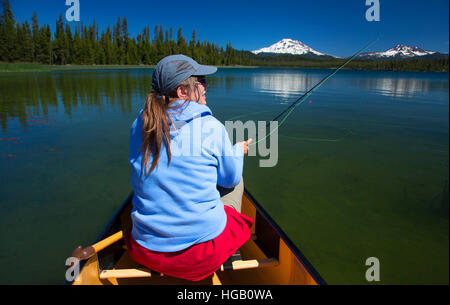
[
  {"xmin": 251, "ymin": 72, "xmax": 322, "ymax": 102},
  {"xmin": 1, "ymin": 69, "xmax": 448, "ymax": 134},
  {"xmin": 208, "ymin": 74, "xmax": 247, "ymax": 92},
  {"xmin": 0, "ymin": 71, "xmax": 152, "ymax": 132},
  {"xmin": 249, "ymin": 70, "xmax": 449, "ymax": 104},
  {"xmin": 351, "ymin": 76, "xmax": 449, "ymax": 100}
]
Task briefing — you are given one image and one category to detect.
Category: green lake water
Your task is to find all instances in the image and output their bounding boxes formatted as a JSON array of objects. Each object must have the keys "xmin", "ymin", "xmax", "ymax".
[{"xmin": 0, "ymin": 67, "xmax": 448, "ymax": 284}]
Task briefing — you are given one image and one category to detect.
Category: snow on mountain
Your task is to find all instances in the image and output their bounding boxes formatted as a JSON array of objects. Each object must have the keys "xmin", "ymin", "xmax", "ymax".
[
  {"xmin": 252, "ymin": 38, "xmax": 333, "ymax": 57},
  {"xmin": 358, "ymin": 44, "xmax": 437, "ymax": 59}
]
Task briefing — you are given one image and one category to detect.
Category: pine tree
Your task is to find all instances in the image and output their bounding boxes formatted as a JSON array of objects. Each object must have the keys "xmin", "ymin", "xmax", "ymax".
[
  {"xmin": 38, "ymin": 24, "xmax": 51, "ymax": 64},
  {"xmin": 31, "ymin": 11, "xmax": 40, "ymax": 62},
  {"xmin": 15, "ymin": 21, "xmax": 23, "ymax": 61},
  {"xmin": 72, "ymin": 26, "xmax": 82, "ymax": 64},
  {"xmin": 167, "ymin": 27, "xmax": 176, "ymax": 55},
  {"xmin": 82, "ymin": 24, "xmax": 94, "ymax": 64},
  {"xmin": 88, "ymin": 20, "xmax": 104, "ymax": 65},
  {"xmin": 0, "ymin": 3, "xmax": 4, "ymax": 60},
  {"xmin": 224, "ymin": 42, "xmax": 235, "ymax": 65},
  {"xmin": 141, "ymin": 26, "xmax": 153, "ymax": 64},
  {"xmin": 154, "ymin": 24, "xmax": 165, "ymax": 59},
  {"xmin": 176, "ymin": 27, "xmax": 188, "ymax": 56},
  {"xmin": 113, "ymin": 17, "xmax": 123, "ymax": 64},
  {"xmin": 190, "ymin": 29, "xmax": 199, "ymax": 61},
  {"xmin": 54, "ymin": 14, "xmax": 69, "ymax": 64},
  {"xmin": 0, "ymin": 0, "xmax": 17, "ymax": 62},
  {"xmin": 96, "ymin": 34, "xmax": 106, "ymax": 65},
  {"xmin": 101, "ymin": 25, "xmax": 114, "ymax": 64},
  {"xmin": 15, "ymin": 21, "xmax": 33, "ymax": 62},
  {"xmin": 65, "ymin": 24, "xmax": 74, "ymax": 64},
  {"xmin": 127, "ymin": 38, "xmax": 138, "ymax": 64},
  {"xmin": 165, "ymin": 29, "xmax": 170, "ymax": 55},
  {"xmin": 122, "ymin": 17, "xmax": 131, "ymax": 64},
  {"xmin": 21, "ymin": 21, "xmax": 34, "ymax": 62}
]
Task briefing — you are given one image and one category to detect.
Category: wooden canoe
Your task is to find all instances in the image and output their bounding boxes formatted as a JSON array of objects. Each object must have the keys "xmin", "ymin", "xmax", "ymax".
[{"xmin": 67, "ymin": 188, "xmax": 326, "ymax": 285}]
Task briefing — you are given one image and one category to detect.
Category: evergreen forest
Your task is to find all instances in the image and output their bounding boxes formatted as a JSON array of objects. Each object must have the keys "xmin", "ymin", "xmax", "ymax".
[{"xmin": 0, "ymin": 0, "xmax": 448, "ymax": 72}]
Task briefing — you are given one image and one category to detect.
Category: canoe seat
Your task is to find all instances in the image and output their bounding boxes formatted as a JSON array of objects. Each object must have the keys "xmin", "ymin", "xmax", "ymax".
[
  {"xmin": 99, "ymin": 236, "xmax": 279, "ymax": 280},
  {"xmin": 219, "ymin": 249, "xmax": 278, "ymax": 271},
  {"xmin": 100, "ymin": 267, "xmax": 153, "ymax": 279},
  {"xmin": 99, "ymin": 258, "xmax": 278, "ymax": 280},
  {"xmin": 99, "ymin": 257, "xmax": 278, "ymax": 280}
]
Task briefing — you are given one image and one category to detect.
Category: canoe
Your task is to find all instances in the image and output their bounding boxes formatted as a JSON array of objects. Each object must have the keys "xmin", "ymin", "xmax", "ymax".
[{"xmin": 67, "ymin": 188, "xmax": 326, "ymax": 285}]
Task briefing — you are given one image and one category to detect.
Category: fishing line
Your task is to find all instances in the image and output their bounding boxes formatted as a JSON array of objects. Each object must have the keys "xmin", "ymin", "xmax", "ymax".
[
  {"xmin": 228, "ymin": 110, "xmax": 355, "ymax": 142},
  {"xmin": 280, "ymin": 128, "xmax": 355, "ymax": 143},
  {"xmin": 249, "ymin": 37, "xmax": 381, "ymax": 146}
]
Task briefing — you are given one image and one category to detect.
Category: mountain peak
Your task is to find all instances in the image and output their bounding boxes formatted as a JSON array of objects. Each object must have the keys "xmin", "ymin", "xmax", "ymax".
[
  {"xmin": 358, "ymin": 44, "xmax": 437, "ymax": 59},
  {"xmin": 252, "ymin": 38, "xmax": 331, "ymax": 57}
]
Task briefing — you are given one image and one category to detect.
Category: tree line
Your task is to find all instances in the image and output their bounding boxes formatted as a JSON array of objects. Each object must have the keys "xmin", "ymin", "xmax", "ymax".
[
  {"xmin": 0, "ymin": 0, "xmax": 245, "ymax": 66},
  {"xmin": 0, "ymin": 0, "xmax": 447, "ymax": 72},
  {"xmin": 247, "ymin": 53, "xmax": 449, "ymax": 72}
]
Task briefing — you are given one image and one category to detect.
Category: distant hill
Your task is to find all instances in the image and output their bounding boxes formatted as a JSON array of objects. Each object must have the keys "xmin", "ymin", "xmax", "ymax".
[{"xmin": 357, "ymin": 44, "xmax": 447, "ymax": 60}]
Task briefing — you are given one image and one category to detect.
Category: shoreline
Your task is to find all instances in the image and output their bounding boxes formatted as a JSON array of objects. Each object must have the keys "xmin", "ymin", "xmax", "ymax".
[
  {"xmin": 0, "ymin": 63, "xmax": 262, "ymax": 73},
  {"xmin": 0, "ymin": 62, "xmax": 447, "ymax": 73}
]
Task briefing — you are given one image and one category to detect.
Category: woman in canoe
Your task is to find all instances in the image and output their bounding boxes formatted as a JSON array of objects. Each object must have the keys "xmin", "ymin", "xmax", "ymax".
[{"xmin": 126, "ymin": 54, "xmax": 253, "ymax": 281}]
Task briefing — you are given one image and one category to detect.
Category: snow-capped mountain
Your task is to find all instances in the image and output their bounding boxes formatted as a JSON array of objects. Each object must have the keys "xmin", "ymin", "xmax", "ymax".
[
  {"xmin": 358, "ymin": 44, "xmax": 437, "ymax": 59},
  {"xmin": 252, "ymin": 38, "xmax": 333, "ymax": 57}
]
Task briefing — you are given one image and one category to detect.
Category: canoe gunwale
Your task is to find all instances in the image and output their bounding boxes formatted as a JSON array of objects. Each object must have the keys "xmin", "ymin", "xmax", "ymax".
[
  {"xmin": 63, "ymin": 192, "xmax": 133, "ymax": 285},
  {"xmin": 67, "ymin": 189, "xmax": 327, "ymax": 285},
  {"xmin": 243, "ymin": 187, "xmax": 327, "ymax": 285}
]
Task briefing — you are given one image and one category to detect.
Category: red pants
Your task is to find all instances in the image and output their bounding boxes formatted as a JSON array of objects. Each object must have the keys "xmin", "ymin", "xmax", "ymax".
[{"xmin": 125, "ymin": 205, "xmax": 254, "ymax": 281}]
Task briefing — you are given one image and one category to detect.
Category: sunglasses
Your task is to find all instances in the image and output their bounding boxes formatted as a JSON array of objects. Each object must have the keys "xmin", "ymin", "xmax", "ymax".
[{"xmin": 195, "ymin": 76, "xmax": 208, "ymax": 87}]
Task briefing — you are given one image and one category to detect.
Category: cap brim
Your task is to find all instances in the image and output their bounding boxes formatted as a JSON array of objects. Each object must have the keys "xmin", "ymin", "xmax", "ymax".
[{"xmin": 192, "ymin": 65, "xmax": 217, "ymax": 76}]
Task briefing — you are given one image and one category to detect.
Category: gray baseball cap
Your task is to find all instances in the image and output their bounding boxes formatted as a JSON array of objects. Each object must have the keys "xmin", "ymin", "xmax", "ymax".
[{"xmin": 152, "ymin": 55, "xmax": 217, "ymax": 95}]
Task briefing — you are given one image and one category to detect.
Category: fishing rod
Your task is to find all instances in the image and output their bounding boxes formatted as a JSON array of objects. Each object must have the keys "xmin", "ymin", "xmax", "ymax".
[{"xmin": 250, "ymin": 37, "xmax": 381, "ymax": 145}]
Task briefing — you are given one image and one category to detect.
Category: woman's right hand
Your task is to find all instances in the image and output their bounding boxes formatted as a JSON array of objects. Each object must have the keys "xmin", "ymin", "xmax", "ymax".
[{"xmin": 235, "ymin": 139, "xmax": 252, "ymax": 155}]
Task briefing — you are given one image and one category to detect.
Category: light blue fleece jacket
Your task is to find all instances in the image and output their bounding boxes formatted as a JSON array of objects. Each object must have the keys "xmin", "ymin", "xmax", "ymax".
[{"xmin": 129, "ymin": 100, "xmax": 244, "ymax": 252}]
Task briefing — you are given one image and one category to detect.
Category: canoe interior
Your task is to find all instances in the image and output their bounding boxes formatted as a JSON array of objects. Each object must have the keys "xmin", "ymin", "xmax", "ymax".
[{"xmin": 71, "ymin": 189, "xmax": 326, "ymax": 285}]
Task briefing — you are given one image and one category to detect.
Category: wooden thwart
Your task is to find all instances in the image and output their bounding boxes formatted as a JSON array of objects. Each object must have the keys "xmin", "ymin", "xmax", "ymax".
[
  {"xmin": 97, "ymin": 231, "xmax": 278, "ymax": 280},
  {"xmin": 100, "ymin": 268, "xmax": 153, "ymax": 279},
  {"xmin": 99, "ymin": 258, "xmax": 279, "ymax": 280},
  {"xmin": 219, "ymin": 257, "xmax": 278, "ymax": 271},
  {"xmin": 104, "ymin": 234, "xmax": 263, "ymax": 279}
]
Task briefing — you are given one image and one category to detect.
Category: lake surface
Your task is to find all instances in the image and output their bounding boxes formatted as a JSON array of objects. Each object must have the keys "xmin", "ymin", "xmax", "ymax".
[{"xmin": 0, "ymin": 67, "xmax": 448, "ymax": 284}]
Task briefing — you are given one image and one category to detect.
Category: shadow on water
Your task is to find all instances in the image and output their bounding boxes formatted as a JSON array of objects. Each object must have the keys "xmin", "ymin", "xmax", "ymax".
[{"xmin": 0, "ymin": 70, "xmax": 152, "ymax": 133}]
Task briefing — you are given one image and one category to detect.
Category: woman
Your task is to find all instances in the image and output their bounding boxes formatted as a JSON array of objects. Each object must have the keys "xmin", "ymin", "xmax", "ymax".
[{"xmin": 126, "ymin": 54, "xmax": 253, "ymax": 281}]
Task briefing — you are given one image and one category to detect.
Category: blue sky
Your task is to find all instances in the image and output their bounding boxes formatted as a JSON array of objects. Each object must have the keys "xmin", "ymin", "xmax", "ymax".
[{"xmin": 10, "ymin": 0, "xmax": 449, "ymax": 57}]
